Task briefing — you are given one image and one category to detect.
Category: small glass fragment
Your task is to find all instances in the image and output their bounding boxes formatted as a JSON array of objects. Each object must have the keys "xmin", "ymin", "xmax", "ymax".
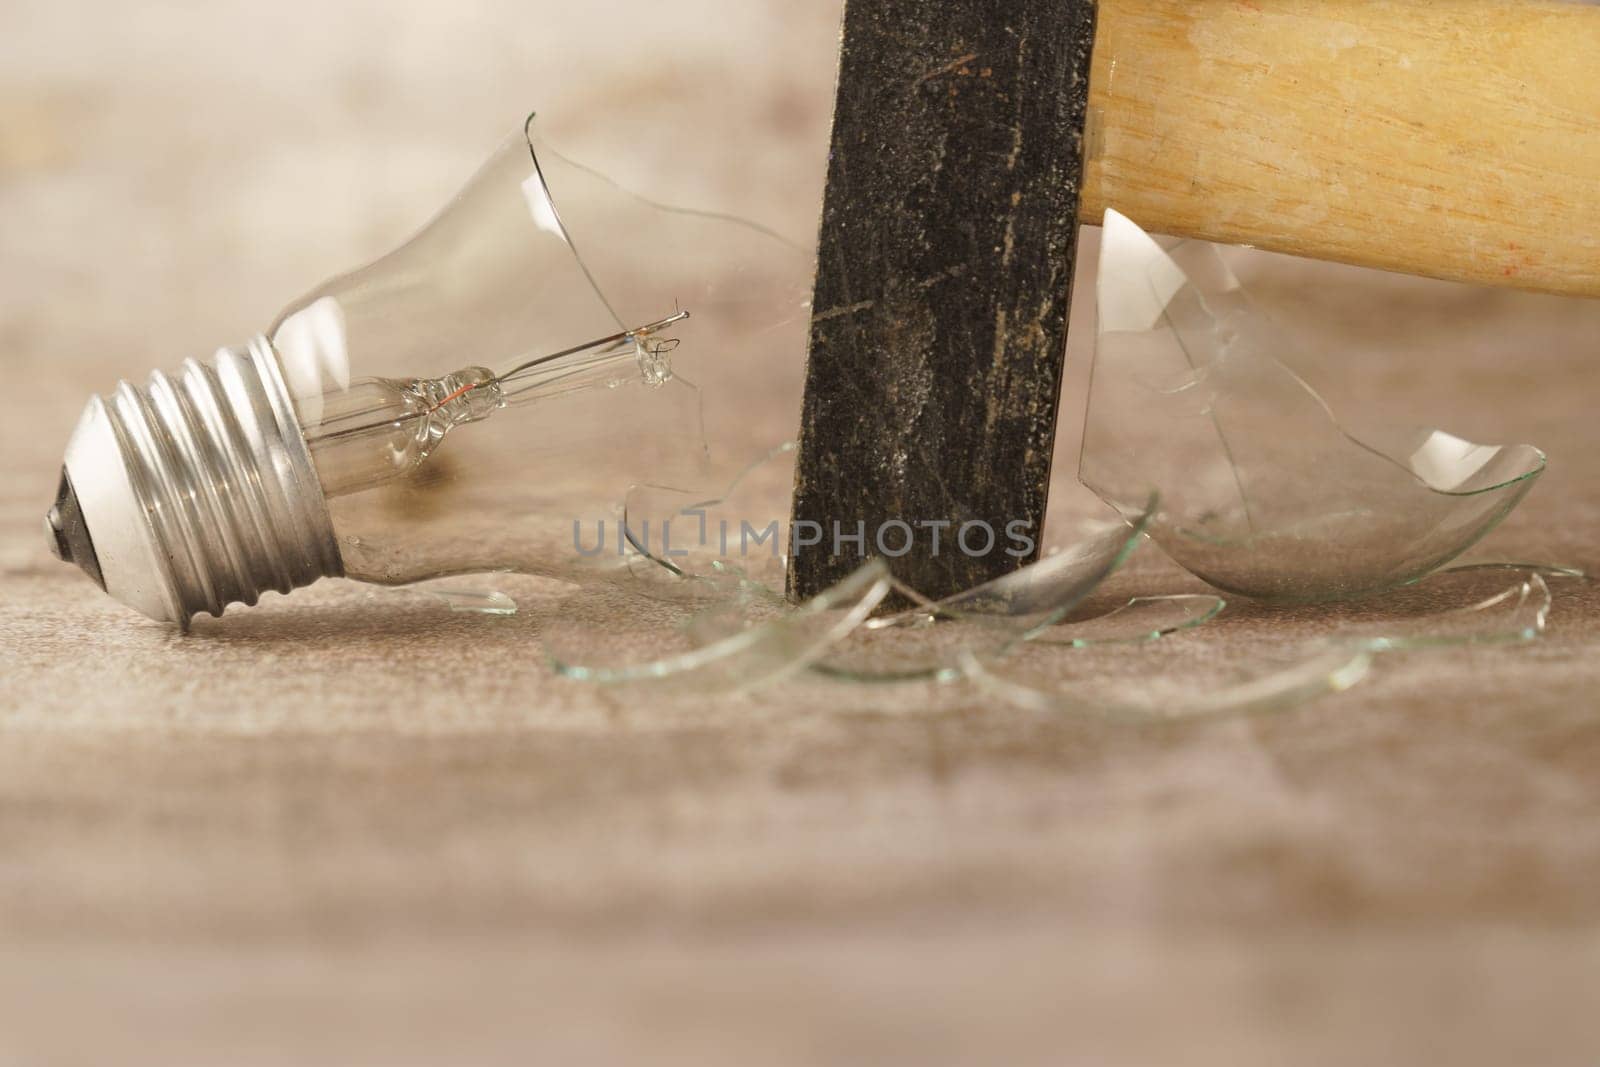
[{"xmin": 1081, "ymin": 209, "xmax": 1547, "ymax": 604}]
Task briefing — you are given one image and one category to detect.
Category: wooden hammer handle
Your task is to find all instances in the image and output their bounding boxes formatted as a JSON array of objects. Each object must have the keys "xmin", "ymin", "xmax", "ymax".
[{"xmin": 1083, "ymin": 0, "xmax": 1600, "ymax": 297}]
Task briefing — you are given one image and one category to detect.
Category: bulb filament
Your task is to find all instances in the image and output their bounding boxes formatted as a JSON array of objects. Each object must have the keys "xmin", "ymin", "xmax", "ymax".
[
  {"xmin": 484, "ymin": 308, "xmax": 690, "ymax": 403},
  {"xmin": 298, "ymin": 309, "xmax": 691, "ymax": 497}
]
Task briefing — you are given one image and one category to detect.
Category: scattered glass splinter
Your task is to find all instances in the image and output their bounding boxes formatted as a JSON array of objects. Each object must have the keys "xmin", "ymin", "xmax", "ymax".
[{"xmin": 542, "ymin": 559, "xmax": 890, "ymax": 693}]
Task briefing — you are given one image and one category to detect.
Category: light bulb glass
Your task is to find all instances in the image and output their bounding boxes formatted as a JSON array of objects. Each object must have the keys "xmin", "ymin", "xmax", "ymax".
[{"xmin": 269, "ymin": 113, "xmax": 809, "ymax": 588}]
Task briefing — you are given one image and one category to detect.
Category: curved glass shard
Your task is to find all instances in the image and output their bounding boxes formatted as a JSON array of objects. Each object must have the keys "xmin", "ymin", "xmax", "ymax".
[
  {"xmin": 541, "ymin": 559, "xmax": 889, "ymax": 693},
  {"xmin": 1082, "ymin": 209, "xmax": 1546, "ymax": 604}
]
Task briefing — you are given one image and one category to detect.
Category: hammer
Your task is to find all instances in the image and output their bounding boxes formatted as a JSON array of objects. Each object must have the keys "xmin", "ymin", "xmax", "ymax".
[{"xmin": 788, "ymin": 0, "xmax": 1600, "ymax": 602}]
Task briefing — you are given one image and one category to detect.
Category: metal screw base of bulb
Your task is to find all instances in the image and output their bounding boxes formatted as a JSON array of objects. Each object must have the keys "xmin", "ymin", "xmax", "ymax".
[{"xmin": 62, "ymin": 338, "xmax": 343, "ymax": 627}]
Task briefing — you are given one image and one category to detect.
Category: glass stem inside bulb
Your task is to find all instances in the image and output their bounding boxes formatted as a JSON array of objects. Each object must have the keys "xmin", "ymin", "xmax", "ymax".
[{"xmin": 294, "ymin": 310, "xmax": 690, "ymax": 498}]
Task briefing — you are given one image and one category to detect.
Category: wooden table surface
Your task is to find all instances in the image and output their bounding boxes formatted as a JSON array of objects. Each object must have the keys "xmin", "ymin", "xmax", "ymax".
[{"xmin": 3, "ymin": 1, "xmax": 1599, "ymax": 1063}]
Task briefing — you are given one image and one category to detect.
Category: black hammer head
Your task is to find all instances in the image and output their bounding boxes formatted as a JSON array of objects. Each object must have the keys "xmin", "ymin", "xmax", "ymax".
[{"xmin": 788, "ymin": 0, "xmax": 1099, "ymax": 603}]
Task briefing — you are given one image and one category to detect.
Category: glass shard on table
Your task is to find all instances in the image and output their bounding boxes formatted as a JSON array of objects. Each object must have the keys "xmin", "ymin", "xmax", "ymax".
[
  {"xmin": 275, "ymin": 114, "xmax": 818, "ymax": 605},
  {"xmin": 1082, "ymin": 209, "xmax": 1546, "ymax": 604},
  {"xmin": 1034, "ymin": 594, "xmax": 1226, "ymax": 648},
  {"xmin": 416, "ymin": 580, "xmax": 520, "ymax": 616},
  {"xmin": 964, "ymin": 564, "xmax": 1553, "ymax": 723},
  {"xmin": 541, "ymin": 559, "xmax": 889, "ymax": 693}
]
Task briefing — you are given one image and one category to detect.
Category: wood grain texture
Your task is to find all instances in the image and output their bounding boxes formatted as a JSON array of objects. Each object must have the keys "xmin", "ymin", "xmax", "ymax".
[
  {"xmin": 789, "ymin": 0, "xmax": 1097, "ymax": 602},
  {"xmin": 1085, "ymin": 0, "xmax": 1600, "ymax": 297}
]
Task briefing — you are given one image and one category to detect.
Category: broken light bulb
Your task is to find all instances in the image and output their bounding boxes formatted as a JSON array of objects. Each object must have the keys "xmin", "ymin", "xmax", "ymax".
[{"xmin": 45, "ymin": 113, "xmax": 795, "ymax": 626}]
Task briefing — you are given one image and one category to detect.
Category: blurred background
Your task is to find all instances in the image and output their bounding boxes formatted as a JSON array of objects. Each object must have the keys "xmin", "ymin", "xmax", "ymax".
[{"xmin": 2, "ymin": 1, "xmax": 1599, "ymax": 1064}]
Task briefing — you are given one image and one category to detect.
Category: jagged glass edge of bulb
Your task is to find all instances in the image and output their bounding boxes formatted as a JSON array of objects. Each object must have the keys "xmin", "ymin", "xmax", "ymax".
[
  {"xmin": 961, "ymin": 564, "xmax": 1554, "ymax": 723},
  {"xmin": 1080, "ymin": 208, "xmax": 1548, "ymax": 605},
  {"xmin": 521, "ymin": 114, "xmax": 817, "ymax": 598},
  {"xmin": 289, "ymin": 110, "xmax": 822, "ymax": 605},
  {"xmin": 537, "ymin": 119, "xmax": 813, "ymax": 258}
]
